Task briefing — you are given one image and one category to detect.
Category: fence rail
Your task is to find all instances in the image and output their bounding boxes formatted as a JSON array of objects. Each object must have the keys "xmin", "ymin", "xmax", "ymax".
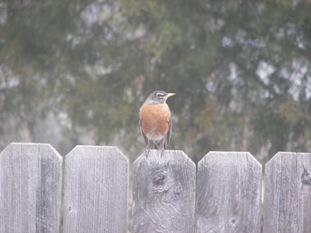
[{"xmin": 0, "ymin": 143, "xmax": 311, "ymax": 233}]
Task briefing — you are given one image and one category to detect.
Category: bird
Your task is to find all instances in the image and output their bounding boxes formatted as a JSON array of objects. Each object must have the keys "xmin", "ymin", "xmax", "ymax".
[{"xmin": 139, "ymin": 90, "xmax": 176, "ymax": 155}]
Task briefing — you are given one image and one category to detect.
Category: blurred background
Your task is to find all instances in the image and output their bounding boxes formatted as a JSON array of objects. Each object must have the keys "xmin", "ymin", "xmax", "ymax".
[{"xmin": 0, "ymin": 0, "xmax": 310, "ymax": 164}]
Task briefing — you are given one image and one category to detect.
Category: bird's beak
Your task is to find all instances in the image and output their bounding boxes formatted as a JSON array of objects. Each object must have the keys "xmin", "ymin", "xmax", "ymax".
[{"xmin": 165, "ymin": 93, "xmax": 176, "ymax": 99}]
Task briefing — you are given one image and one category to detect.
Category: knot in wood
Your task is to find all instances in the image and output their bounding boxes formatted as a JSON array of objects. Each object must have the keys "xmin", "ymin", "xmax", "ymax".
[
  {"xmin": 174, "ymin": 186, "xmax": 182, "ymax": 195},
  {"xmin": 230, "ymin": 218, "xmax": 237, "ymax": 224},
  {"xmin": 229, "ymin": 217, "xmax": 238, "ymax": 228},
  {"xmin": 152, "ymin": 173, "xmax": 166, "ymax": 186},
  {"xmin": 301, "ymin": 167, "xmax": 311, "ymax": 186}
]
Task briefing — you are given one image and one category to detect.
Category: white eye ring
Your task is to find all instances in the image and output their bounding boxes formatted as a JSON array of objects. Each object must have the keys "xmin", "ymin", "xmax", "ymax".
[{"xmin": 157, "ymin": 92, "xmax": 164, "ymax": 98}]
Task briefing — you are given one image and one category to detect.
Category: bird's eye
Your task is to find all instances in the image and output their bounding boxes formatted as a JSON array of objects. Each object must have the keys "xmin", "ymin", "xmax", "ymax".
[{"xmin": 157, "ymin": 92, "xmax": 164, "ymax": 98}]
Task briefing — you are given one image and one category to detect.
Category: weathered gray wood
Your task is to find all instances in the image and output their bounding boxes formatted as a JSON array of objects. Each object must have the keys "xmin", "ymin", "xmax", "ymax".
[
  {"xmin": 132, "ymin": 150, "xmax": 196, "ymax": 233},
  {"xmin": 0, "ymin": 143, "xmax": 63, "ymax": 233},
  {"xmin": 263, "ymin": 152, "xmax": 311, "ymax": 233},
  {"xmin": 62, "ymin": 145, "xmax": 129, "ymax": 233},
  {"xmin": 197, "ymin": 151, "xmax": 262, "ymax": 233}
]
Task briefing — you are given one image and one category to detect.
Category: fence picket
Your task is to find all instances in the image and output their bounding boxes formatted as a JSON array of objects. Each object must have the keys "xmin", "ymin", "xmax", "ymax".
[
  {"xmin": 0, "ymin": 143, "xmax": 62, "ymax": 233},
  {"xmin": 197, "ymin": 151, "xmax": 262, "ymax": 233},
  {"xmin": 62, "ymin": 146, "xmax": 129, "ymax": 233},
  {"xmin": 263, "ymin": 152, "xmax": 311, "ymax": 233},
  {"xmin": 132, "ymin": 150, "xmax": 196, "ymax": 233}
]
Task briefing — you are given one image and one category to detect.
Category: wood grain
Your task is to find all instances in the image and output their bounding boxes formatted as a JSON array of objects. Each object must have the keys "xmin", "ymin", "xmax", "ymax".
[
  {"xmin": 62, "ymin": 145, "xmax": 129, "ymax": 233},
  {"xmin": 132, "ymin": 149, "xmax": 196, "ymax": 233},
  {"xmin": 263, "ymin": 152, "xmax": 311, "ymax": 233},
  {"xmin": 0, "ymin": 143, "xmax": 63, "ymax": 233},
  {"xmin": 197, "ymin": 151, "xmax": 262, "ymax": 233}
]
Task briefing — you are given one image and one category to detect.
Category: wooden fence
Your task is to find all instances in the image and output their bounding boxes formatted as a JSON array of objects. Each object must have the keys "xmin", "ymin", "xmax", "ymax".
[{"xmin": 0, "ymin": 143, "xmax": 310, "ymax": 233}]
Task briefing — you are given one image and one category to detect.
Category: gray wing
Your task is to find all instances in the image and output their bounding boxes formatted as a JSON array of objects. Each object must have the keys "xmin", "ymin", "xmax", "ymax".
[
  {"xmin": 139, "ymin": 119, "xmax": 148, "ymax": 145},
  {"xmin": 165, "ymin": 117, "xmax": 172, "ymax": 149}
]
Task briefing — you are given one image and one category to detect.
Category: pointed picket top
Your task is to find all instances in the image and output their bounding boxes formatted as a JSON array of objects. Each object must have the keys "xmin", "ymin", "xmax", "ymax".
[
  {"xmin": 197, "ymin": 151, "xmax": 262, "ymax": 233},
  {"xmin": 64, "ymin": 145, "xmax": 128, "ymax": 161},
  {"xmin": 134, "ymin": 149, "xmax": 195, "ymax": 167},
  {"xmin": 132, "ymin": 149, "xmax": 196, "ymax": 233}
]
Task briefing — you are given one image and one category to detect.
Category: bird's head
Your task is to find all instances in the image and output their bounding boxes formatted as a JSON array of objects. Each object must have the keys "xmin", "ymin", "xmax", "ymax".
[{"xmin": 145, "ymin": 90, "xmax": 176, "ymax": 104}]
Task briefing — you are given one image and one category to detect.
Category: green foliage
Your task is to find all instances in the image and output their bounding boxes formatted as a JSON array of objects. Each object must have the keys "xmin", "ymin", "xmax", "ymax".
[{"xmin": 1, "ymin": 0, "xmax": 311, "ymax": 162}]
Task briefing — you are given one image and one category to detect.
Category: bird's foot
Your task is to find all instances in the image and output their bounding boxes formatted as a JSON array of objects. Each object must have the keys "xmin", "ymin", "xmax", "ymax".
[
  {"xmin": 160, "ymin": 149, "xmax": 165, "ymax": 157},
  {"xmin": 144, "ymin": 148, "xmax": 150, "ymax": 158}
]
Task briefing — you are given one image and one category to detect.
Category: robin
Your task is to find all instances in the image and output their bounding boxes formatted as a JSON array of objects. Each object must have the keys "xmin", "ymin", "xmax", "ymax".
[{"xmin": 139, "ymin": 90, "xmax": 176, "ymax": 154}]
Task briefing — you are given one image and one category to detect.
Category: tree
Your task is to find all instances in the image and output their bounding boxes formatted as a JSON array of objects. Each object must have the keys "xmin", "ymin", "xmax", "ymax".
[{"xmin": 1, "ymin": 0, "xmax": 310, "ymax": 162}]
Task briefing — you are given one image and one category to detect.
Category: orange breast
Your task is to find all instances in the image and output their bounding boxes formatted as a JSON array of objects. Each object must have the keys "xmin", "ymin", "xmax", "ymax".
[{"xmin": 139, "ymin": 103, "xmax": 171, "ymax": 139}]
